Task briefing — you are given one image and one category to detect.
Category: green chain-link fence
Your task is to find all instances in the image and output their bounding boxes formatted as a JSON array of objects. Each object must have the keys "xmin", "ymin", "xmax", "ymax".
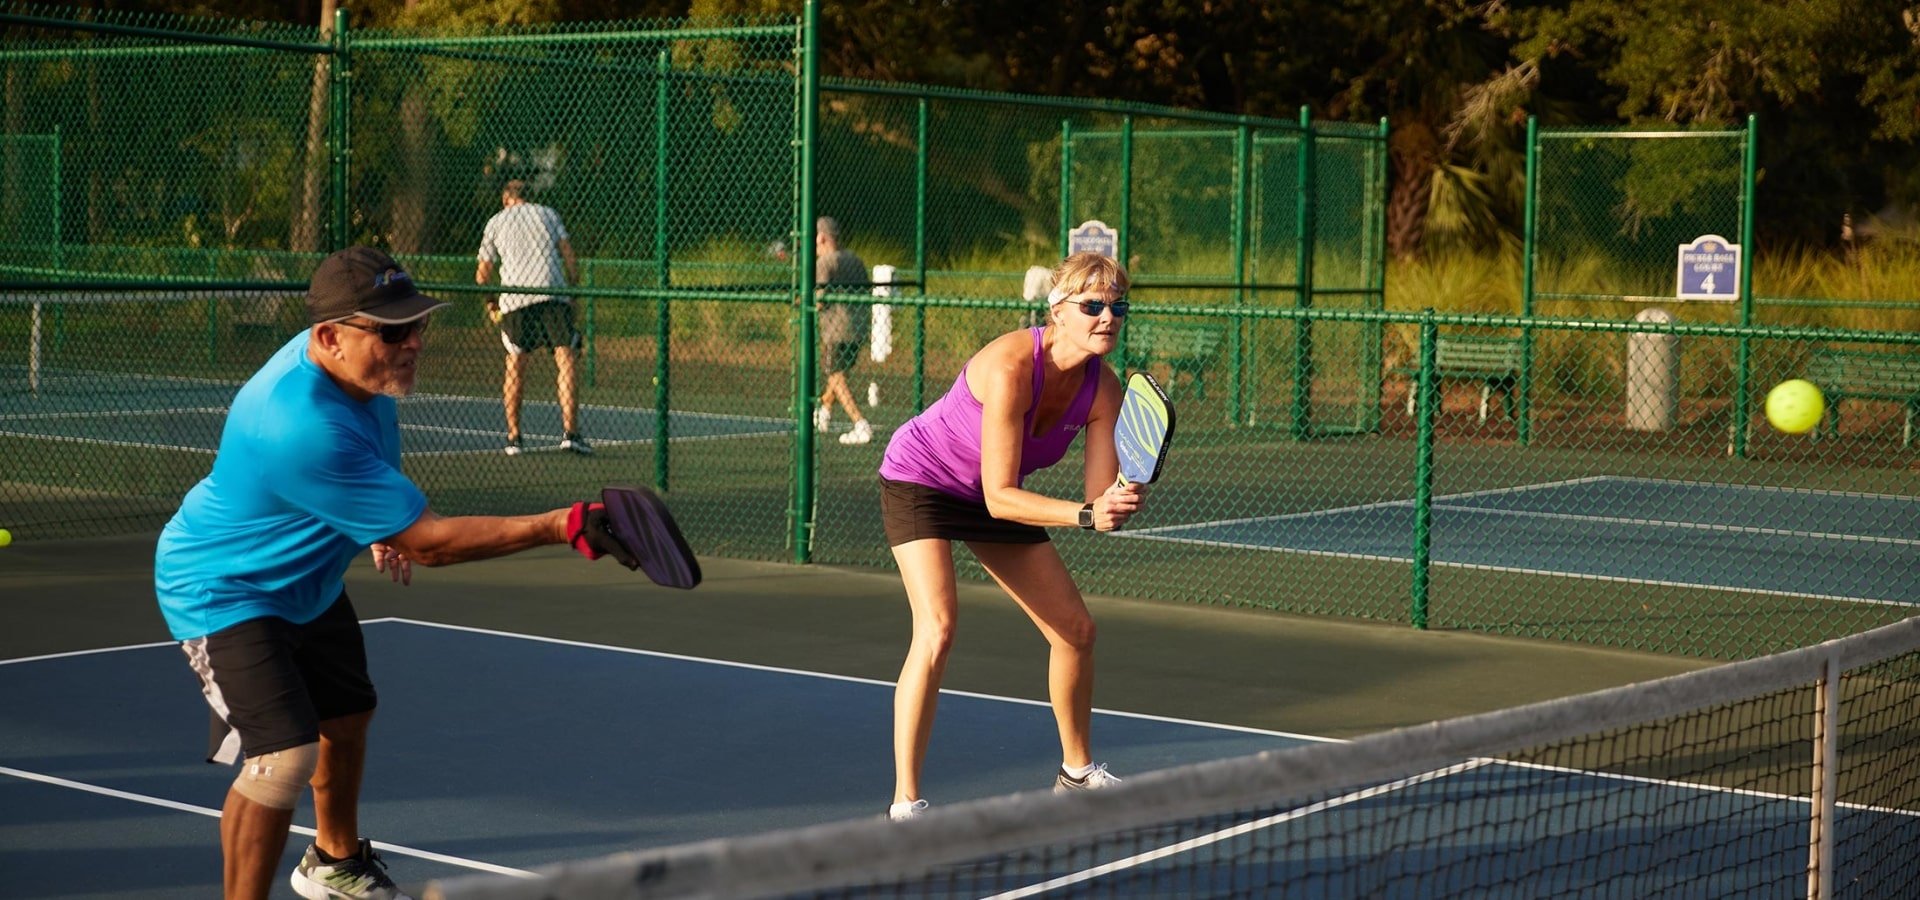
[{"xmin": 5, "ymin": 5, "xmax": 1915, "ymax": 661}]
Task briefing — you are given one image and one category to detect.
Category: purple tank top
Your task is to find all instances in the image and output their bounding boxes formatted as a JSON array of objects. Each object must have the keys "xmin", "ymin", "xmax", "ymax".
[{"xmin": 879, "ymin": 327, "xmax": 1101, "ymax": 503}]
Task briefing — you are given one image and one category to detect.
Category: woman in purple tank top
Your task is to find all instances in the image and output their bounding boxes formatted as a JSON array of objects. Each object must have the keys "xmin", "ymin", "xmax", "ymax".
[{"xmin": 875, "ymin": 252, "xmax": 1149, "ymax": 820}]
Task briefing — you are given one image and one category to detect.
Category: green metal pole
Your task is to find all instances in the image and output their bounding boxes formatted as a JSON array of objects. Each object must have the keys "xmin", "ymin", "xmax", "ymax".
[
  {"xmin": 653, "ymin": 49, "xmax": 672, "ymax": 489},
  {"xmin": 1118, "ymin": 115, "xmax": 1133, "ymax": 265},
  {"xmin": 1364, "ymin": 117, "xmax": 1390, "ymax": 431},
  {"xmin": 1518, "ymin": 116, "xmax": 1539, "ymax": 446},
  {"xmin": 913, "ymin": 97, "xmax": 929, "ymax": 411},
  {"xmin": 1290, "ymin": 106, "xmax": 1315, "ymax": 440},
  {"xmin": 1229, "ymin": 124, "xmax": 1251, "ymax": 425},
  {"xmin": 1411, "ymin": 310, "xmax": 1437, "ymax": 629},
  {"xmin": 582, "ymin": 262, "xmax": 596, "ymax": 386},
  {"xmin": 328, "ymin": 8, "xmax": 350, "ymax": 251},
  {"xmin": 50, "ymin": 125, "xmax": 62, "ymax": 273},
  {"xmin": 1058, "ymin": 119, "xmax": 1072, "ymax": 256},
  {"xmin": 792, "ymin": 0, "xmax": 820, "ymax": 564},
  {"xmin": 1730, "ymin": 114, "xmax": 1759, "ymax": 459}
]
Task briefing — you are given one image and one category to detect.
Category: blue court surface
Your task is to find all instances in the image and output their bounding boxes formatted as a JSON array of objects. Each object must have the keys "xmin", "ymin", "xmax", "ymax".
[
  {"xmin": 0, "ymin": 370, "xmax": 790, "ymax": 455},
  {"xmin": 0, "ymin": 619, "xmax": 1305, "ymax": 899},
  {"xmin": 1125, "ymin": 476, "xmax": 1920, "ymax": 606}
]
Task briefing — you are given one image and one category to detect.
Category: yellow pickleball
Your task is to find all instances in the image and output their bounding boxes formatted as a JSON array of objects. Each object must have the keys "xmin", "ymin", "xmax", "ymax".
[
  {"xmin": 0, "ymin": 528, "xmax": 11, "ymax": 547},
  {"xmin": 1765, "ymin": 379, "xmax": 1826, "ymax": 434}
]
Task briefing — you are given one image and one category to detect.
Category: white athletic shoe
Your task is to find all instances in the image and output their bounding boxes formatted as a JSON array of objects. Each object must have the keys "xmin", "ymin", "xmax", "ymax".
[
  {"xmin": 289, "ymin": 839, "xmax": 411, "ymax": 900},
  {"xmin": 1053, "ymin": 763, "xmax": 1122, "ymax": 794},
  {"xmin": 888, "ymin": 799, "xmax": 929, "ymax": 821},
  {"xmin": 813, "ymin": 405, "xmax": 831, "ymax": 431},
  {"xmin": 838, "ymin": 419, "xmax": 873, "ymax": 445}
]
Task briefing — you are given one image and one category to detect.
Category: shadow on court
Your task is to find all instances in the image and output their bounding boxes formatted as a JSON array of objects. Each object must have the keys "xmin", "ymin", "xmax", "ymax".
[{"xmin": 0, "ymin": 533, "xmax": 1711, "ymax": 898}]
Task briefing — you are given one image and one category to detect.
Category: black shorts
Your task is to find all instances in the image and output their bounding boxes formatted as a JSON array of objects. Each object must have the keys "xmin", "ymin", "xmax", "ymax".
[
  {"xmin": 880, "ymin": 477, "xmax": 1049, "ymax": 546},
  {"xmin": 179, "ymin": 592, "xmax": 377, "ymax": 765},
  {"xmin": 500, "ymin": 299, "xmax": 581, "ymax": 354},
  {"xmin": 824, "ymin": 340, "xmax": 862, "ymax": 375}
]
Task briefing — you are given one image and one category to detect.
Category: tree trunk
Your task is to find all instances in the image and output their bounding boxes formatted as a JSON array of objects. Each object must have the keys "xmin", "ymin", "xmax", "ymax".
[
  {"xmin": 291, "ymin": 0, "xmax": 336, "ymax": 255},
  {"xmin": 1387, "ymin": 118, "xmax": 1439, "ymax": 261}
]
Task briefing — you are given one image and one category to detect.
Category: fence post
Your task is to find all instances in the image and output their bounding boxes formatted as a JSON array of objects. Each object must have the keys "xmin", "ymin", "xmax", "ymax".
[
  {"xmin": 1229, "ymin": 123, "xmax": 1251, "ymax": 426},
  {"xmin": 327, "ymin": 7, "xmax": 350, "ymax": 251},
  {"xmin": 1291, "ymin": 106, "xmax": 1316, "ymax": 440},
  {"xmin": 1518, "ymin": 116, "xmax": 1538, "ymax": 446},
  {"xmin": 1410, "ymin": 309, "xmax": 1438, "ymax": 629},
  {"xmin": 1730, "ymin": 114, "xmax": 1759, "ymax": 459},
  {"xmin": 791, "ymin": 0, "xmax": 820, "ymax": 564},
  {"xmin": 913, "ymin": 97, "xmax": 929, "ymax": 412},
  {"xmin": 654, "ymin": 49, "xmax": 672, "ymax": 490}
]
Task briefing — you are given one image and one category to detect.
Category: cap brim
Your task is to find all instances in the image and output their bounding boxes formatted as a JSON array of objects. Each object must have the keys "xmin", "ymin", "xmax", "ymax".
[{"xmin": 357, "ymin": 293, "xmax": 450, "ymax": 324}]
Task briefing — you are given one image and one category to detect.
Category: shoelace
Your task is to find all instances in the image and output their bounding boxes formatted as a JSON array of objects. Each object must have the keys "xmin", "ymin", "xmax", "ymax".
[{"xmin": 1075, "ymin": 763, "xmax": 1121, "ymax": 787}]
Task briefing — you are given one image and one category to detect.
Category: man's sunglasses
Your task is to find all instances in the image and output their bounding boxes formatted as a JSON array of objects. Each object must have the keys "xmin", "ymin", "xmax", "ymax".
[
  {"xmin": 1076, "ymin": 298, "xmax": 1129, "ymax": 317},
  {"xmin": 333, "ymin": 318, "xmax": 429, "ymax": 344}
]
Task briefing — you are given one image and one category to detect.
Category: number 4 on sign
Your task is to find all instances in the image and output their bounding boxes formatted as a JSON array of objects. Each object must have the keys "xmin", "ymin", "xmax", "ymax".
[{"xmin": 1700, "ymin": 273, "xmax": 1715, "ymax": 294}]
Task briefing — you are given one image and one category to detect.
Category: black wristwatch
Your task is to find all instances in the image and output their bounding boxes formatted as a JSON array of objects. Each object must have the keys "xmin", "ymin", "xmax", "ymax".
[{"xmin": 1078, "ymin": 503, "xmax": 1096, "ymax": 530}]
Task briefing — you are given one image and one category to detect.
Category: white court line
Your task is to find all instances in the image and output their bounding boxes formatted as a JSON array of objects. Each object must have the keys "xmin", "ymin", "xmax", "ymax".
[
  {"xmin": 0, "ymin": 428, "xmax": 214, "ymax": 454},
  {"xmin": 1122, "ymin": 475, "xmax": 1619, "ymax": 536},
  {"xmin": 1119, "ymin": 529, "xmax": 1916, "ymax": 609},
  {"xmin": 0, "ymin": 406, "xmax": 229, "ymax": 422},
  {"xmin": 982, "ymin": 760, "xmax": 1496, "ymax": 900},
  {"xmin": 0, "ymin": 767, "xmax": 534, "ymax": 879},
  {"xmin": 374, "ymin": 618, "xmax": 1331, "ymax": 743},
  {"xmin": 991, "ymin": 749, "xmax": 1920, "ymax": 898},
  {"xmin": 1428, "ymin": 502, "xmax": 1920, "ymax": 547},
  {"xmin": 0, "ymin": 618, "xmax": 1329, "ymax": 741}
]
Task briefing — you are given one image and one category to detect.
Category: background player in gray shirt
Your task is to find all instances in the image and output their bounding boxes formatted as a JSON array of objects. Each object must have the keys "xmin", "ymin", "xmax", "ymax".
[{"xmin": 477, "ymin": 179, "xmax": 590, "ymax": 455}]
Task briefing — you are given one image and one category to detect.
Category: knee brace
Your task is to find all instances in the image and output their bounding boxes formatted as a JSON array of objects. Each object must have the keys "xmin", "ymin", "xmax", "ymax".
[{"xmin": 232, "ymin": 742, "xmax": 319, "ymax": 810}]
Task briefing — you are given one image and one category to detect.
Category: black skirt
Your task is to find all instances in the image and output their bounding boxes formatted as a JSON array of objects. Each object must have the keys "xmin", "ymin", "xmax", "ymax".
[{"xmin": 880, "ymin": 477, "xmax": 1050, "ymax": 546}]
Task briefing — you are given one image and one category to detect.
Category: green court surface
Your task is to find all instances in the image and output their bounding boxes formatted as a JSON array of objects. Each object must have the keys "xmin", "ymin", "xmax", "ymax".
[{"xmin": 2, "ymin": 533, "xmax": 1709, "ymax": 741}]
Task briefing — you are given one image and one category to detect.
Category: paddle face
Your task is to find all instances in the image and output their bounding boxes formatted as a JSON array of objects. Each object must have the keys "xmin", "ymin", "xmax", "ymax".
[
  {"xmin": 600, "ymin": 486, "xmax": 703, "ymax": 589},
  {"xmin": 1114, "ymin": 371, "xmax": 1175, "ymax": 485}
]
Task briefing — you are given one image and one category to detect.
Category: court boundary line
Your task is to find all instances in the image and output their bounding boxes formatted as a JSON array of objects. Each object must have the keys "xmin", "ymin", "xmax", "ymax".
[
  {"xmin": 993, "ymin": 749, "xmax": 1920, "ymax": 898},
  {"xmin": 1116, "ymin": 529, "xmax": 1915, "ymax": 609},
  {"xmin": 371, "ymin": 617, "xmax": 1333, "ymax": 743},
  {"xmin": 0, "ymin": 766, "xmax": 536, "ymax": 879}
]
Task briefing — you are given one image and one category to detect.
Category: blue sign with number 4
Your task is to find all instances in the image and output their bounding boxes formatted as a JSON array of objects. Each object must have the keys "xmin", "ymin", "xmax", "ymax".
[{"xmin": 1676, "ymin": 234, "xmax": 1741, "ymax": 301}]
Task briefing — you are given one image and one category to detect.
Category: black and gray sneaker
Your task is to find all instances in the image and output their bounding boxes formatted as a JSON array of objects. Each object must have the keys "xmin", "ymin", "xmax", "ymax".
[
  {"xmin": 560, "ymin": 432, "xmax": 594, "ymax": 455},
  {"xmin": 1053, "ymin": 763, "xmax": 1122, "ymax": 794},
  {"xmin": 289, "ymin": 838, "xmax": 411, "ymax": 900}
]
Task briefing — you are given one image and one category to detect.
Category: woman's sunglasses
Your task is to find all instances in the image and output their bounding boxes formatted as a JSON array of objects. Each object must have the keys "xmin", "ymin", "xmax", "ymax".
[
  {"xmin": 334, "ymin": 317, "xmax": 429, "ymax": 345},
  {"xmin": 1076, "ymin": 298, "xmax": 1129, "ymax": 317}
]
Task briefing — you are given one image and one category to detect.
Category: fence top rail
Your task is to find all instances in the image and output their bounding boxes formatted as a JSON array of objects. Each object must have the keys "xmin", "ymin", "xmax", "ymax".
[
  {"xmin": 352, "ymin": 20, "xmax": 796, "ymax": 50},
  {"xmin": 0, "ymin": 10, "xmax": 328, "ymax": 55},
  {"xmin": 823, "ymin": 75, "xmax": 1305, "ymax": 131},
  {"xmin": 5, "ymin": 281, "xmax": 1914, "ymax": 345},
  {"xmin": 1537, "ymin": 127, "xmax": 1746, "ymax": 140}
]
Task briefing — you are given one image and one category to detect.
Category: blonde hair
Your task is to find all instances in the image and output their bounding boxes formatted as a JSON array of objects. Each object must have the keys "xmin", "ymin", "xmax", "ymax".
[{"xmin": 1044, "ymin": 252, "xmax": 1130, "ymax": 306}]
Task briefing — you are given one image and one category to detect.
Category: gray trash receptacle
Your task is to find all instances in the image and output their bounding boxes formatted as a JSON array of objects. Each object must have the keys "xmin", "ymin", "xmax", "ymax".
[{"xmin": 1627, "ymin": 307, "xmax": 1679, "ymax": 431}]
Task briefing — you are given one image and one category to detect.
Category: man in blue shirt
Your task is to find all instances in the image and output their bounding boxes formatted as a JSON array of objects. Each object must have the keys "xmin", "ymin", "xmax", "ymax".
[{"xmin": 155, "ymin": 247, "xmax": 643, "ymax": 900}]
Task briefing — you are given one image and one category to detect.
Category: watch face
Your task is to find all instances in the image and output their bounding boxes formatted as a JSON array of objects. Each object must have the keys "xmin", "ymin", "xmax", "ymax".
[{"xmin": 1079, "ymin": 504, "xmax": 1095, "ymax": 528}]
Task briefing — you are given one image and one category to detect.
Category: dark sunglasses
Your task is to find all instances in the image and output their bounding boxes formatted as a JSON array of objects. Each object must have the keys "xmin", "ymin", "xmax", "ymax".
[
  {"xmin": 334, "ymin": 318, "xmax": 429, "ymax": 344},
  {"xmin": 1076, "ymin": 298, "xmax": 1129, "ymax": 317}
]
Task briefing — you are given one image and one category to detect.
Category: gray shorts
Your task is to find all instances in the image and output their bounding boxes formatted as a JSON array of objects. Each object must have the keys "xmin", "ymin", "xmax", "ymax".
[{"xmin": 500, "ymin": 300, "xmax": 581, "ymax": 354}]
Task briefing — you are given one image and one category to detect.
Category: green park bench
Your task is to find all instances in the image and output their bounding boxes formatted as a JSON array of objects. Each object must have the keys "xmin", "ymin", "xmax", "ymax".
[
  {"xmin": 1806, "ymin": 347, "xmax": 1920, "ymax": 446},
  {"xmin": 1120, "ymin": 320, "xmax": 1227, "ymax": 399},
  {"xmin": 1393, "ymin": 334, "xmax": 1523, "ymax": 424}
]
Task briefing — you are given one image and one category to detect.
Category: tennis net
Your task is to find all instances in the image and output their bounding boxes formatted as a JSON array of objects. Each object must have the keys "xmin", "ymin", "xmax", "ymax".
[{"xmin": 425, "ymin": 616, "xmax": 1920, "ymax": 899}]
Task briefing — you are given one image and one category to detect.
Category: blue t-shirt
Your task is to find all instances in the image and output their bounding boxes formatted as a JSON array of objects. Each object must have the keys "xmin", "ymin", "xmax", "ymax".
[{"xmin": 155, "ymin": 332, "xmax": 427, "ymax": 640}]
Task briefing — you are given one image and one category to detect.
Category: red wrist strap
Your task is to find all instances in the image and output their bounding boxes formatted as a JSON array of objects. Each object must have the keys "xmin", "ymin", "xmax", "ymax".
[{"xmin": 568, "ymin": 501, "xmax": 604, "ymax": 559}]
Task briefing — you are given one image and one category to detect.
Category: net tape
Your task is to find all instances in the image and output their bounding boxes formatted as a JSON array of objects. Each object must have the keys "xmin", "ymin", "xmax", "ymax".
[{"xmin": 426, "ymin": 615, "xmax": 1920, "ymax": 899}]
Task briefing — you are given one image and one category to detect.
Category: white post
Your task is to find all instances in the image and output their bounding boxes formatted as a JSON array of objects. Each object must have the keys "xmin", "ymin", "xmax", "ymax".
[
  {"xmin": 1807, "ymin": 652, "xmax": 1840, "ymax": 900},
  {"xmin": 29, "ymin": 300, "xmax": 43, "ymax": 396}
]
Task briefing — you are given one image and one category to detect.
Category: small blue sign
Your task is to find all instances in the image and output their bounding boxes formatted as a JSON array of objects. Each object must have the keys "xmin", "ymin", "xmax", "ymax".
[
  {"xmin": 1676, "ymin": 234, "xmax": 1741, "ymax": 301},
  {"xmin": 1068, "ymin": 220, "xmax": 1118, "ymax": 259}
]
